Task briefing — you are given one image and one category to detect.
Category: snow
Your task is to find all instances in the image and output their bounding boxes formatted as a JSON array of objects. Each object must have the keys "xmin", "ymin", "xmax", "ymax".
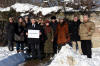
[
  {"xmin": 0, "ymin": 7, "xmax": 10, "ymax": 12},
  {"xmin": 0, "ymin": 47, "xmax": 16, "ymax": 61},
  {"xmin": 0, "ymin": 44, "xmax": 100, "ymax": 66},
  {"xmin": 0, "ymin": 3, "xmax": 62, "ymax": 16},
  {"xmin": 49, "ymin": 44, "xmax": 100, "ymax": 66},
  {"xmin": 0, "ymin": 2, "xmax": 99, "ymax": 16},
  {"xmin": 92, "ymin": 7, "xmax": 100, "ymax": 11}
]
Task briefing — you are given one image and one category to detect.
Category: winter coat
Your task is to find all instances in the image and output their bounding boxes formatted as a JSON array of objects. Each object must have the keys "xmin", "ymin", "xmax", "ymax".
[
  {"xmin": 44, "ymin": 26, "xmax": 54, "ymax": 53},
  {"xmin": 15, "ymin": 22, "xmax": 25, "ymax": 42},
  {"xmin": 56, "ymin": 22, "xmax": 70, "ymax": 44},
  {"xmin": 39, "ymin": 24, "xmax": 46, "ymax": 43},
  {"xmin": 79, "ymin": 21, "xmax": 95, "ymax": 40},
  {"xmin": 50, "ymin": 21, "xmax": 58, "ymax": 33},
  {"xmin": 5, "ymin": 22, "xmax": 15, "ymax": 41},
  {"xmin": 70, "ymin": 20, "xmax": 81, "ymax": 41},
  {"xmin": 26, "ymin": 23, "xmax": 42, "ymax": 43}
]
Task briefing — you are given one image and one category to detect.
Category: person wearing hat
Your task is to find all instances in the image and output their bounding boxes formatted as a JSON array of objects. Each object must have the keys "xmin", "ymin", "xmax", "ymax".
[
  {"xmin": 55, "ymin": 16, "xmax": 70, "ymax": 51},
  {"xmin": 44, "ymin": 20, "xmax": 54, "ymax": 57},
  {"xmin": 50, "ymin": 16, "xmax": 58, "ymax": 54}
]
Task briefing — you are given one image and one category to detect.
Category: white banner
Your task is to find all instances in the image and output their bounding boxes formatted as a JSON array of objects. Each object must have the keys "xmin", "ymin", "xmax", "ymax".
[{"xmin": 28, "ymin": 30, "xmax": 40, "ymax": 38}]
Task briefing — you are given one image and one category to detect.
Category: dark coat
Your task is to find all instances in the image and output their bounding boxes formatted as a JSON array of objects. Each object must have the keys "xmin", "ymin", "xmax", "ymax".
[
  {"xmin": 5, "ymin": 22, "xmax": 15, "ymax": 41},
  {"xmin": 70, "ymin": 20, "xmax": 81, "ymax": 41},
  {"xmin": 50, "ymin": 21, "xmax": 58, "ymax": 33},
  {"xmin": 26, "ymin": 23, "xmax": 42, "ymax": 43},
  {"xmin": 15, "ymin": 22, "xmax": 25, "ymax": 42}
]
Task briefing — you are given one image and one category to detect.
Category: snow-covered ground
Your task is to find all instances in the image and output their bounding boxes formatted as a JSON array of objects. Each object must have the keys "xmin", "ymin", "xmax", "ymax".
[
  {"xmin": 0, "ymin": 44, "xmax": 100, "ymax": 66},
  {"xmin": 0, "ymin": 47, "xmax": 16, "ymax": 61},
  {"xmin": 49, "ymin": 44, "xmax": 100, "ymax": 66}
]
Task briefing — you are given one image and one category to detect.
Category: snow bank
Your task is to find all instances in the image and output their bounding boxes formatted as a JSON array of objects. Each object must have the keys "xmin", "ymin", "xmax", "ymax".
[
  {"xmin": 0, "ymin": 7, "xmax": 10, "ymax": 12},
  {"xmin": 0, "ymin": 47, "xmax": 16, "ymax": 61},
  {"xmin": 92, "ymin": 7, "xmax": 100, "ymax": 11},
  {"xmin": 0, "ymin": 47, "xmax": 25, "ymax": 66},
  {"xmin": 49, "ymin": 44, "xmax": 100, "ymax": 66},
  {"xmin": 0, "ymin": 3, "xmax": 62, "ymax": 16}
]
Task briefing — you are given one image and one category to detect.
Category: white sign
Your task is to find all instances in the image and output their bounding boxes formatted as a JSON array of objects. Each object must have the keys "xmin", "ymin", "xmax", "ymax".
[{"xmin": 28, "ymin": 30, "xmax": 40, "ymax": 38}]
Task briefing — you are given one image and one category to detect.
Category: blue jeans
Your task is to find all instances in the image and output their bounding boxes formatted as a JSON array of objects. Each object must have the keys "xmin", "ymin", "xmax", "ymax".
[{"xmin": 16, "ymin": 41, "xmax": 24, "ymax": 50}]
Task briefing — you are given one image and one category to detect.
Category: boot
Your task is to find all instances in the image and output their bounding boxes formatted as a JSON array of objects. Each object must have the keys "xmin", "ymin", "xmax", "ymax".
[
  {"xmin": 20, "ymin": 50, "xmax": 24, "ymax": 53},
  {"xmin": 17, "ymin": 50, "xmax": 20, "ymax": 53}
]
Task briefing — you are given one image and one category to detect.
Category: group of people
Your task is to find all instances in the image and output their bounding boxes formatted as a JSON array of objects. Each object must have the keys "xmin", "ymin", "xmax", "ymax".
[{"xmin": 5, "ymin": 14, "xmax": 95, "ymax": 61}]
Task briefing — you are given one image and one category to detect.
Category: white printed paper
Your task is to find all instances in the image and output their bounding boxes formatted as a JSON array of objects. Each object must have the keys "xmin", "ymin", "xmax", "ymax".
[{"xmin": 28, "ymin": 30, "xmax": 40, "ymax": 38}]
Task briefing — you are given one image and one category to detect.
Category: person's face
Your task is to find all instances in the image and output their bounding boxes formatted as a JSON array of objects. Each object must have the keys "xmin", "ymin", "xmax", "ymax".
[
  {"xmin": 51, "ymin": 19, "xmax": 56, "ymax": 23},
  {"xmin": 9, "ymin": 17, "xmax": 13, "ymax": 23},
  {"xmin": 19, "ymin": 18, "xmax": 23, "ymax": 23},
  {"xmin": 59, "ymin": 19, "xmax": 64, "ymax": 23},
  {"xmin": 83, "ymin": 15, "xmax": 89, "ymax": 22},
  {"xmin": 31, "ymin": 19, "xmax": 36, "ymax": 24},
  {"xmin": 38, "ymin": 18, "xmax": 42, "ymax": 23},
  {"xmin": 74, "ymin": 17, "xmax": 78, "ymax": 22},
  {"xmin": 46, "ymin": 23, "xmax": 49, "ymax": 26},
  {"xmin": 25, "ymin": 16, "xmax": 28, "ymax": 22}
]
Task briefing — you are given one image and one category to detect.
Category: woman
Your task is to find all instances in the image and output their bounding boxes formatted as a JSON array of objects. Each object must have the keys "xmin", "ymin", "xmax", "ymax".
[
  {"xmin": 55, "ymin": 16, "xmax": 70, "ymax": 52},
  {"xmin": 5, "ymin": 17, "xmax": 15, "ymax": 51},
  {"xmin": 44, "ymin": 20, "xmax": 54, "ymax": 57},
  {"xmin": 15, "ymin": 16, "xmax": 25, "ymax": 53}
]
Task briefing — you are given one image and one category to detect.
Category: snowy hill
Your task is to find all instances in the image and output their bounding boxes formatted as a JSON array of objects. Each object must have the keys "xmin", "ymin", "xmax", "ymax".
[{"xmin": 49, "ymin": 44, "xmax": 100, "ymax": 66}]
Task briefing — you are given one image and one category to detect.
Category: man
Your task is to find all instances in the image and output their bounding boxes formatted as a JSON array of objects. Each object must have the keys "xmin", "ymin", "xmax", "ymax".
[
  {"xmin": 79, "ymin": 14, "xmax": 95, "ymax": 58},
  {"xmin": 5, "ymin": 17, "xmax": 15, "ymax": 51},
  {"xmin": 37, "ymin": 18, "xmax": 46, "ymax": 56},
  {"xmin": 71, "ymin": 15, "xmax": 82, "ymax": 54},
  {"xmin": 26, "ymin": 17, "xmax": 42, "ymax": 60},
  {"xmin": 55, "ymin": 16, "xmax": 70, "ymax": 52},
  {"xmin": 24, "ymin": 15, "xmax": 31, "ymax": 54},
  {"xmin": 50, "ymin": 16, "xmax": 58, "ymax": 54}
]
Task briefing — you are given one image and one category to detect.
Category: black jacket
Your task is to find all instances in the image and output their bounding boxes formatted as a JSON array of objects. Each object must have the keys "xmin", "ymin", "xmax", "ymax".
[
  {"xmin": 70, "ymin": 20, "xmax": 81, "ymax": 41},
  {"xmin": 15, "ymin": 22, "xmax": 25, "ymax": 41},
  {"xmin": 5, "ymin": 22, "xmax": 15, "ymax": 41},
  {"xmin": 26, "ymin": 23, "xmax": 42, "ymax": 42},
  {"xmin": 50, "ymin": 21, "xmax": 58, "ymax": 33}
]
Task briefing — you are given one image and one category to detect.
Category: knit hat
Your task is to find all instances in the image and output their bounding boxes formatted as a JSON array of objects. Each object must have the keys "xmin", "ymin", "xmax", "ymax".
[
  {"xmin": 51, "ymin": 16, "xmax": 56, "ymax": 19},
  {"xmin": 58, "ymin": 16, "xmax": 65, "ymax": 19},
  {"xmin": 58, "ymin": 12, "xmax": 65, "ymax": 19}
]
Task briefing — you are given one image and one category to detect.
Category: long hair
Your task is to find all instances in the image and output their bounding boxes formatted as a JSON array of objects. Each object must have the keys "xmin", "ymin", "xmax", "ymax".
[{"xmin": 18, "ymin": 16, "xmax": 26, "ymax": 27}]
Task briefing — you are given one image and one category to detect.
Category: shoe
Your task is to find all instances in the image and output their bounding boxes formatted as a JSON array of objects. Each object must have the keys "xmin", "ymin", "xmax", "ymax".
[
  {"xmin": 20, "ymin": 50, "xmax": 24, "ymax": 53},
  {"xmin": 17, "ymin": 50, "xmax": 20, "ymax": 53}
]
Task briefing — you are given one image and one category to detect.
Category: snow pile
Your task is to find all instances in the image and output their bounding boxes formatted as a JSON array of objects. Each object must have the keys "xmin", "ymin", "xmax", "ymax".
[
  {"xmin": 0, "ymin": 47, "xmax": 16, "ymax": 61},
  {"xmin": 49, "ymin": 44, "xmax": 100, "ymax": 66},
  {"xmin": 0, "ymin": 3, "xmax": 62, "ymax": 16},
  {"xmin": 92, "ymin": 7, "xmax": 100, "ymax": 11},
  {"xmin": 92, "ymin": 0, "xmax": 100, "ymax": 11},
  {"xmin": 64, "ymin": 0, "xmax": 74, "ymax": 3},
  {"xmin": 0, "ymin": 7, "xmax": 10, "ymax": 12}
]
